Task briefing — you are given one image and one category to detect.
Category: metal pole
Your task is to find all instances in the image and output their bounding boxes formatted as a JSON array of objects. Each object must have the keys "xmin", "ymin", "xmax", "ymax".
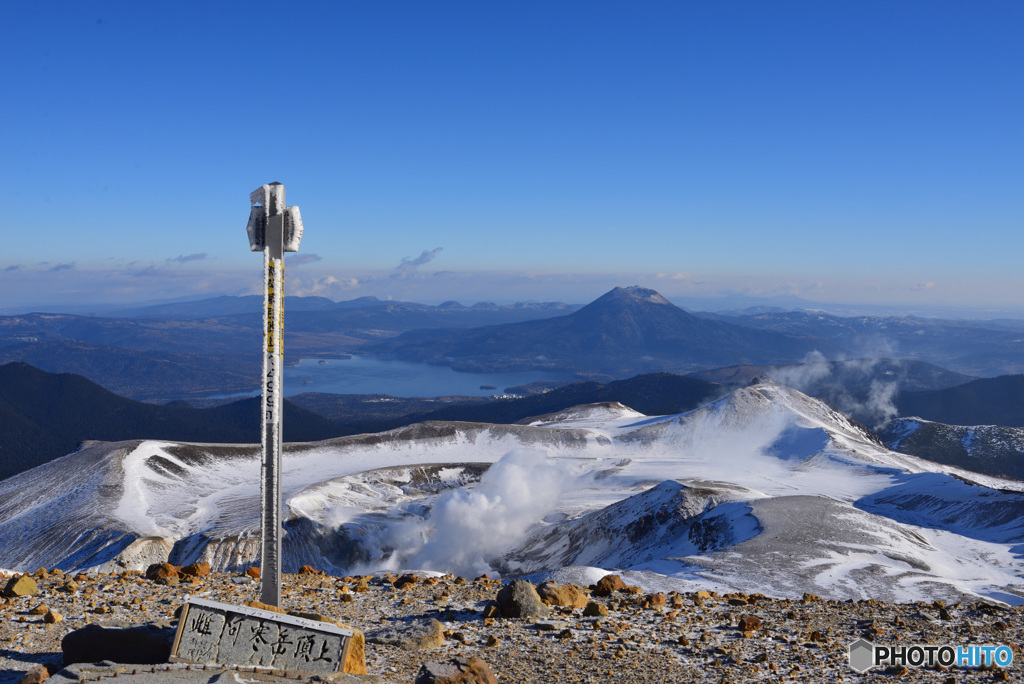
[
  {"xmin": 247, "ymin": 182, "xmax": 302, "ymax": 607},
  {"xmin": 260, "ymin": 200, "xmax": 285, "ymax": 606}
]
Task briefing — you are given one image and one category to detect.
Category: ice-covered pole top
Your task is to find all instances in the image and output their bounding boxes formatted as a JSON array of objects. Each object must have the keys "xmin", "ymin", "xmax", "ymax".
[{"xmin": 246, "ymin": 182, "xmax": 304, "ymax": 252}]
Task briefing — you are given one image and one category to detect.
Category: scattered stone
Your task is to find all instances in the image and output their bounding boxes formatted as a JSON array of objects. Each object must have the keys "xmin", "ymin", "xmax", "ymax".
[
  {"xmin": 3, "ymin": 575, "xmax": 38, "ymax": 597},
  {"xmin": 495, "ymin": 580, "xmax": 550, "ymax": 619},
  {"xmin": 28, "ymin": 605, "xmax": 48, "ymax": 616},
  {"xmin": 536, "ymin": 582, "xmax": 588, "ymax": 609},
  {"xmin": 298, "ymin": 564, "xmax": 321, "ymax": 575},
  {"xmin": 590, "ymin": 574, "xmax": 626, "ymax": 597},
  {"xmin": 534, "ymin": 620, "xmax": 569, "ymax": 632},
  {"xmin": 15, "ymin": 664, "xmax": 51, "ymax": 684},
  {"xmin": 737, "ymin": 615, "xmax": 762, "ymax": 631},
  {"xmin": 42, "ymin": 611, "xmax": 62, "ymax": 624},
  {"xmin": 245, "ymin": 567, "xmax": 261, "ymax": 579},
  {"xmin": 414, "ymin": 657, "xmax": 498, "ymax": 684},
  {"xmin": 366, "ymin": 618, "xmax": 445, "ymax": 651},
  {"xmin": 393, "ymin": 574, "xmax": 418, "ymax": 590}
]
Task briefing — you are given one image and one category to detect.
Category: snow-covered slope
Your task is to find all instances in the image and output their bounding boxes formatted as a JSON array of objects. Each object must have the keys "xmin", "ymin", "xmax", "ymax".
[
  {"xmin": 879, "ymin": 417, "xmax": 1024, "ymax": 480},
  {"xmin": 1, "ymin": 380, "xmax": 1022, "ymax": 605}
]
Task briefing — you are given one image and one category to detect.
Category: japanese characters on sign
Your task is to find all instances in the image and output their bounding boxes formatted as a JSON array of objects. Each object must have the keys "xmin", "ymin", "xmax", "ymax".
[{"xmin": 171, "ymin": 598, "xmax": 352, "ymax": 673}]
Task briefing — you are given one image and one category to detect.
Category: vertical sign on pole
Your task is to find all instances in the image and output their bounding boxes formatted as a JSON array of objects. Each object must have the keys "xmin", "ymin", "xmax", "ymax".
[{"xmin": 246, "ymin": 183, "xmax": 304, "ymax": 606}]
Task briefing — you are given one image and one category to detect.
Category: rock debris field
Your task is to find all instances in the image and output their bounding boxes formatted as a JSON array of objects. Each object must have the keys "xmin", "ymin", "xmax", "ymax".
[{"xmin": 0, "ymin": 566, "xmax": 1021, "ymax": 683}]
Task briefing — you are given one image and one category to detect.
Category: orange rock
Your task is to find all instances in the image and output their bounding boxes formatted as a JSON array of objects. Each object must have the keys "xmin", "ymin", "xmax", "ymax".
[
  {"xmin": 179, "ymin": 562, "xmax": 210, "ymax": 578},
  {"xmin": 144, "ymin": 563, "xmax": 178, "ymax": 582},
  {"xmin": 738, "ymin": 615, "xmax": 762, "ymax": 631},
  {"xmin": 590, "ymin": 575, "xmax": 626, "ymax": 597}
]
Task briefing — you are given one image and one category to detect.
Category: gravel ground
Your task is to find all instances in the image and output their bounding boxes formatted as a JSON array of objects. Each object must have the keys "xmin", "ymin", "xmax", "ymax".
[{"xmin": 1, "ymin": 569, "xmax": 1021, "ymax": 683}]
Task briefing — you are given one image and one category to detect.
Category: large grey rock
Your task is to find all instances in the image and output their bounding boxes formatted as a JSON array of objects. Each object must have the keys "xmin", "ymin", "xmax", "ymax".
[
  {"xmin": 495, "ymin": 579, "xmax": 550, "ymax": 619},
  {"xmin": 62, "ymin": 623, "xmax": 175, "ymax": 665},
  {"xmin": 365, "ymin": 619, "xmax": 444, "ymax": 651}
]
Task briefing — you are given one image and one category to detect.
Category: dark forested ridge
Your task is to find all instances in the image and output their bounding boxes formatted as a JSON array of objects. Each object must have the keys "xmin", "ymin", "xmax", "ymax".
[
  {"xmin": 0, "ymin": 363, "xmax": 721, "ymax": 481},
  {"xmin": 895, "ymin": 375, "xmax": 1024, "ymax": 427},
  {"xmin": 0, "ymin": 362, "xmax": 341, "ymax": 481}
]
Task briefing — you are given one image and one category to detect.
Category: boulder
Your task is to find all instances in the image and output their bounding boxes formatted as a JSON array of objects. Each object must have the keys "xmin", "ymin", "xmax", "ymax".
[
  {"xmin": 582, "ymin": 601, "xmax": 608, "ymax": 617},
  {"xmin": 393, "ymin": 573, "xmax": 418, "ymax": 590},
  {"xmin": 15, "ymin": 665, "xmax": 51, "ymax": 684},
  {"xmin": 495, "ymin": 580, "xmax": 549, "ymax": 619},
  {"xmin": 144, "ymin": 563, "xmax": 178, "ymax": 582},
  {"xmin": 62, "ymin": 623, "xmax": 175, "ymax": 665},
  {"xmin": 3, "ymin": 575, "xmax": 38, "ymax": 597},
  {"xmin": 590, "ymin": 574, "xmax": 626, "ymax": 597},
  {"xmin": 179, "ymin": 562, "xmax": 210, "ymax": 578},
  {"xmin": 414, "ymin": 657, "xmax": 498, "ymax": 684},
  {"xmin": 647, "ymin": 593, "xmax": 667, "ymax": 608},
  {"xmin": 536, "ymin": 582, "xmax": 588, "ymax": 609},
  {"xmin": 366, "ymin": 618, "xmax": 445, "ymax": 651},
  {"xmin": 738, "ymin": 614, "xmax": 762, "ymax": 631}
]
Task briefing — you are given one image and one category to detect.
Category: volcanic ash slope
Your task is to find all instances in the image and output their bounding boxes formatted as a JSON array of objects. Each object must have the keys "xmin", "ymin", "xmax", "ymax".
[{"xmin": 0, "ymin": 380, "xmax": 1022, "ymax": 605}]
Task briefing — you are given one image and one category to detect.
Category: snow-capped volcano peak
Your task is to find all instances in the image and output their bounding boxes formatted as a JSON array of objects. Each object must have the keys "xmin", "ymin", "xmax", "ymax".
[{"xmin": 1, "ymin": 381, "xmax": 1022, "ymax": 605}]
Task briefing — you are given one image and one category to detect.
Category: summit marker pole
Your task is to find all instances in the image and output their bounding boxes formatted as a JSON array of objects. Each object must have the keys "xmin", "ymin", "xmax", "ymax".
[{"xmin": 245, "ymin": 183, "xmax": 304, "ymax": 606}]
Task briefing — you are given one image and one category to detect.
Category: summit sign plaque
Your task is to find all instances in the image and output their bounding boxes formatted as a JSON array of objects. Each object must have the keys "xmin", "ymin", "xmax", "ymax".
[{"xmin": 171, "ymin": 598, "xmax": 353, "ymax": 673}]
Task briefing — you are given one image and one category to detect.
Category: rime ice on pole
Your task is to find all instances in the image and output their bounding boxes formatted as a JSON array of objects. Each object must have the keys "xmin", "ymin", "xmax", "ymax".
[{"xmin": 247, "ymin": 183, "xmax": 302, "ymax": 252}]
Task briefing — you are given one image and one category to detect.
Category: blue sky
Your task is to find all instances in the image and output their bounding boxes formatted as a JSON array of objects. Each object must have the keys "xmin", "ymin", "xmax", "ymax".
[{"xmin": 3, "ymin": 1, "xmax": 1022, "ymax": 315}]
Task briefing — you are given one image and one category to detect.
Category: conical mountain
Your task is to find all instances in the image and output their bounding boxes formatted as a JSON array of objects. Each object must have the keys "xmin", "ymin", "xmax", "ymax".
[{"xmin": 372, "ymin": 286, "xmax": 838, "ymax": 375}]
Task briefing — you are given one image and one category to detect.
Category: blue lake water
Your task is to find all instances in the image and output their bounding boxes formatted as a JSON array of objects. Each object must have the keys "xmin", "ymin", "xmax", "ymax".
[{"xmin": 279, "ymin": 356, "xmax": 572, "ymax": 397}]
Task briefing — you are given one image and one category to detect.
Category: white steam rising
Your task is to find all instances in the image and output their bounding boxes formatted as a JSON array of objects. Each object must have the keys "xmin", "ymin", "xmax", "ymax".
[
  {"xmin": 351, "ymin": 449, "xmax": 575, "ymax": 578},
  {"xmin": 769, "ymin": 351, "xmax": 900, "ymax": 427}
]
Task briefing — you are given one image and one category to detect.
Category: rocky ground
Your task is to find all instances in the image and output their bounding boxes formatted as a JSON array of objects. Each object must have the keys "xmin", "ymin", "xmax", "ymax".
[{"xmin": 0, "ymin": 567, "xmax": 1021, "ymax": 683}]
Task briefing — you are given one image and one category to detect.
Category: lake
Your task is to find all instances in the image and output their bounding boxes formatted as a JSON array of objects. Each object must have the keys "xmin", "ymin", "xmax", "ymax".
[{"xmin": 279, "ymin": 356, "xmax": 573, "ymax": 397}]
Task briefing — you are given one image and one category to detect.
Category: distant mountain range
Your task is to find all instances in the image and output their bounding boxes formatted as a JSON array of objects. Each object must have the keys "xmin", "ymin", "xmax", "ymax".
[
  {"xmin": 6, "ymin": 286, "xmax": 1024, "ymax": 400},
  {"xmin": 702, "ymin": 309, "xmax": 1024, "ymax": 377},
  {"xmin": 367, "ymin": 286, "xmax": 839, "ymax": 376}
]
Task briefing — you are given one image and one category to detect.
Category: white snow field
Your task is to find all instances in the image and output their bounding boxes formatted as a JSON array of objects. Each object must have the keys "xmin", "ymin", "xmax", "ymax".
[{"xmin": 1, "ymin": 379, "xmax": 1022, "ymax": 605}]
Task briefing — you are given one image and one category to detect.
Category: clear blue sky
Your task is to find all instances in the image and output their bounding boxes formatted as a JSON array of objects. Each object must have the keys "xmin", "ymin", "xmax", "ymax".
[{"xmin": 3, "ymin": 1, "xmax": 1022, "ymax": 315}]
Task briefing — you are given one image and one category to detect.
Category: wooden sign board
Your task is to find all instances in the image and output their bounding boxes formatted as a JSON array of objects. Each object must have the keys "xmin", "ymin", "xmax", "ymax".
[{"xmin": 171, "ymin": 597, "xmax": 353, "ymax": 673}]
